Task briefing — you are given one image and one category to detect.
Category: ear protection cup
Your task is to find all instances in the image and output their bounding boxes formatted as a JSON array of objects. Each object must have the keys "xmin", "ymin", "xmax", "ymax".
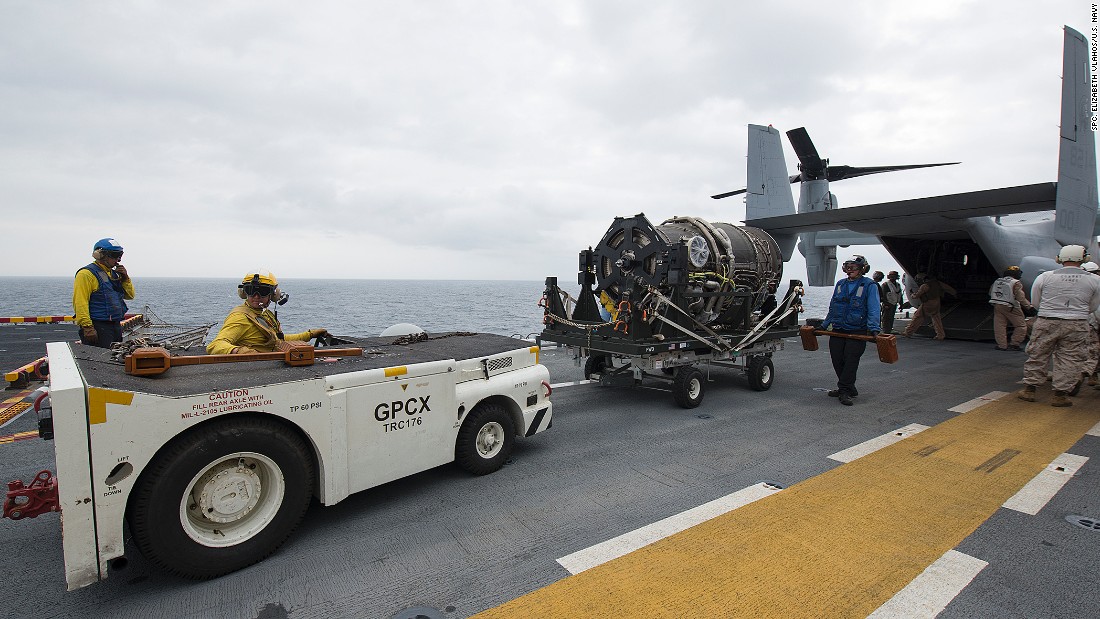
[
  {"xmin": 92, "ymin": 248, "xmax": 103, "ymax": 260},
  {"xmin": 238, "ymin": 286, "xmax": 247, "ymax": 299}
]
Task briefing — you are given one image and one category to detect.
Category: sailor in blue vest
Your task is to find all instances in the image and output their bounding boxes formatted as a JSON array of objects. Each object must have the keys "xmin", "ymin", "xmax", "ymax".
[
  {"xmin": 73, "ymin": 238, "xmax": 135, "ymax": 348},
  {"xmin": 820, "ymin": 255, "xmax": 881, "ymax": 405}
]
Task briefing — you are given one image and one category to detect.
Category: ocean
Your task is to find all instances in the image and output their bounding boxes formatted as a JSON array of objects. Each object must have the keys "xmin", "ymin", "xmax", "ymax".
[{"xmin": 0, "ymin": 276, "xmax": 832, "ymax": 342}]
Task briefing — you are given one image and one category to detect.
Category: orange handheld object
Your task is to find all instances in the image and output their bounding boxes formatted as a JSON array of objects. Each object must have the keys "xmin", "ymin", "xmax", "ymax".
[
  {"xmin": 798, "ymin": 327, "xmax": 898, "ymax": 364},
  {"xmin": 124, "ymin": 345, "xmax": 364, "ymax": 376}
]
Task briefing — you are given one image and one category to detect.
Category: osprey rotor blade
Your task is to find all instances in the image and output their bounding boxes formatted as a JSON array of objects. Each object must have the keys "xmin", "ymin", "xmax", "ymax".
[
  {"xmin": 825, "ymin": 162, "xmax": 960, "ymax": 182},
  {"xmin": 786, "ymin": 127, "xmax": 825, "ymax": 178}
]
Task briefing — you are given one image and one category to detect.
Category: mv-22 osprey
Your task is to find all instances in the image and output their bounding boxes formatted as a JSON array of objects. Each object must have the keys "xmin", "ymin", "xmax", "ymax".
[{"xmin": 714, "ymin": 26, "xmax": 1100, "ymax": 340}]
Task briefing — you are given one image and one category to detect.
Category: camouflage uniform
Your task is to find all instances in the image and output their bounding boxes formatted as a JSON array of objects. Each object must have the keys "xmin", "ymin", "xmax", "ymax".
[
  {"xmin": 989, "ymin": 276, "xmax": 1032, "ymax": 349},
  {"xmin": 1022, "ymin": 319, "xmax": 1091, "ymax": 392},
  {"xmin": 1020, "ymin": 266, "xmax": 1100, "ymax": 395},
  {"xmin": 903, "ymin": 278, "xmax": 955, "ymax": 340}
]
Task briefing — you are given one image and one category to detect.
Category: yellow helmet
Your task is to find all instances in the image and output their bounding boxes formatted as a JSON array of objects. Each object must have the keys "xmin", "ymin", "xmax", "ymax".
[
  {"xmin": 241, "ymin": 271, "xmax": 278, "ymax": 286},
  {"xmin": 238, "ymin": 270, "xmax": 280, "ymax": 299}
]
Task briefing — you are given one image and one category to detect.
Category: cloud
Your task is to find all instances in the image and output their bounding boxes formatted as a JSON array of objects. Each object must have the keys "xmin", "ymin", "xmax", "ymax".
[{"xmin": 0, "ymin": 0, "xmax": 1092, "ymax": 287}]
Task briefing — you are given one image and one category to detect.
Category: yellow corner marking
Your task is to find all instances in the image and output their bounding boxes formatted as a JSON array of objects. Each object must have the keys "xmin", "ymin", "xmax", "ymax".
[
  {"xmin": 0, "ymin": 402, "xmax": 31, "ymax": 425},
  {"xmin": 384, "ymin": 366, "xmax": 408, "ymax": 378},
  {"xmin": 529, "ymin": 345, "xmax": 540, "ymax": 364},
  {"xmin": 88, "ymin": 388, "xmax": 134, "ymax": 425},
  {"xmin": 474, "ymin": 390, "xmax": 1100, "ymax": 618}
]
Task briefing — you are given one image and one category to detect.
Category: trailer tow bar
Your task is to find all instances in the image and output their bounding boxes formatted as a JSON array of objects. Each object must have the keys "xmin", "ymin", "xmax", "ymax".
[{"xmin": 4, "ymin": 470, "xmax": 60, "ymax": 520}]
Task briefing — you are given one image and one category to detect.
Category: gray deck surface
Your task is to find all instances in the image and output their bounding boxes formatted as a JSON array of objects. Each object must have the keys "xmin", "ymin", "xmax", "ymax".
[{"xmin": 1, "ymin": 330, "xmax": 1097, "ymax": 618}]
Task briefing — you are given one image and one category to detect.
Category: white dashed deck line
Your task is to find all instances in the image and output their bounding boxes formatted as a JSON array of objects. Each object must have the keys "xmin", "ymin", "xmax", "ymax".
[
  {"xmin": 556, "ymin": 481, "xmax": 782, "ymax": 575},
  {"xmin": 867, "ymin": 550, "xmax": 988, "ymax": 618},
  {"xmin": 828, "ymin": 423, "xmax": 930, "ymax": 463},
  {"xmin": 948, "ymin": 391, "xmax": 1010, "ymax": 413},
  {"xmin": 1002, "ymin": 453, "xmax": 1089, "ymax": 515}
]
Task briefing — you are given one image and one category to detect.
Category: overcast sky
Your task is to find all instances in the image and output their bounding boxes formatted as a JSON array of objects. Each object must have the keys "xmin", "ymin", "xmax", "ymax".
[{"xmin": 1, "ymin": 0, "xmax": 1094, "ymax": 285}]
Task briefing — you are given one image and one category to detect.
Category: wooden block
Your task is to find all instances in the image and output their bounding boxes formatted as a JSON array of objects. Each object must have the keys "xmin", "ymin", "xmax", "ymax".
[
  {"xmin": 124, "ymin": 347, "xmax": 172, "ymax": 376},
  {"xmin": 799, "ymin": 325, "xmax": 819, "ymax": 351}
]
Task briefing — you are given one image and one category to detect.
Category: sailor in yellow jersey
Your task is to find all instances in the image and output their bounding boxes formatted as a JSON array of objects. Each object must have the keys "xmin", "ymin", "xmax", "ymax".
[
  {"xmin": 73, "ymin": 237, "xmax": 135, "ymax": 348},
  {"xmin": 207, "ymin": 270, "xmax": 327, "ymax": 355}
]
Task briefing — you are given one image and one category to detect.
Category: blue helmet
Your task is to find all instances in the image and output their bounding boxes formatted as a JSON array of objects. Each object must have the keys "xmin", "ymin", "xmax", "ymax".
[
  {"xmin": 93, "ymin": 238, "xmax": 124, "ymax": 252},
  {"xmin": 842, "ymin": 254, "xmax": 870, "ymax": 275}
]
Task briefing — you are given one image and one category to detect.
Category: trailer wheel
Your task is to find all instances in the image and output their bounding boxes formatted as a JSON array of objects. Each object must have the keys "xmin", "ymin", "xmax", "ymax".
[
  {"xmin": 584, "ymin": 355, "xmax": 610, "ymax": 379},
  {"xmin": 455, "ymin": 402, "xmax": 515, "ymax": 475},
  {"xmin": 747, "ymin": 356, "xmax": 774, "ymax": 391},
  {"xmin": 673, "ymin": 367, "xmax": 705, "ymax": 408},
  {"xmin": 128, "ymin": 418, "xmax": 314, "ymax": 579}
]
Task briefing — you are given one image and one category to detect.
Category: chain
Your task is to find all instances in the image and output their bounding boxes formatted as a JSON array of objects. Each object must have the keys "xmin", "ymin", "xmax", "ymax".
[
  {"xmin": 109, "ymin": 337, "xmax": 159, "ymax": 363},
  {"xmin": 543, "ymin": 312, "xmax": 616, "ymax": 349},
  {"xmin": 390, "ymin": 331, "xmax": 478, "ymax": 346}
]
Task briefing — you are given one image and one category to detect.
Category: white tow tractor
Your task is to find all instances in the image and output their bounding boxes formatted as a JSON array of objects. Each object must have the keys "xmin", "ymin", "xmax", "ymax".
[{"xmin": 5, "ymin": 332, "xmax": 552, "ymax": 590}]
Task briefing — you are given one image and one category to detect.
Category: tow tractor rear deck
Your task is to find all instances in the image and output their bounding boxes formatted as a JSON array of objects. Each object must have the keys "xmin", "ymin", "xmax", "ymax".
[{"xmin": 70, "ymin": 332, "xmax": 537, "ymax": 395}]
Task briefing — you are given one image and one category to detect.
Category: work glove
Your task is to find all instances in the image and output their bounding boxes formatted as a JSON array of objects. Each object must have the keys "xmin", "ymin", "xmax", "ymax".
[
  {"xmin": 114, "ymin": 264, "xmax": 129, "ymax": 281},
  {"xmin": 82, "ymin": 325, "xmax": 98, "ymax": 344},
  {"xmin": 309, "ymin": 328, "xmax": 329, "ymax": 338},
  {"xmin": 1022, "ymin": 306, "xmax": 1038, "ymax": 317},
  {"xmin": 231, "ymin": 346, "xmax": 257, "ymax": 354}
]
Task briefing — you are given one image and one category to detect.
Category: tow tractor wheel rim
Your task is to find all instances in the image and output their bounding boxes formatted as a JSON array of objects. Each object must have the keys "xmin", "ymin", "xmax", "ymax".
[
  {"xmin": 688, "ymin": 377, "xmax": 702, "ymax": 399},
  {"xmin": 180, "ymin": 451, "xmax": 285, "ymax": 548},
  {"xmin": 476, "ymin": 421, "xmax": 506, "ymax": 459},
  {"xmin": 760, "ymin": 364, "xmax": 772, "ymax": 384}
]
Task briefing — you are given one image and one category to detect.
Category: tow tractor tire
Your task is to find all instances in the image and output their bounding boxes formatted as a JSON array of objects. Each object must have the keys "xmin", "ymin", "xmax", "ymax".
[
  {"xmin": 584, "ymin": 355, "xmax": 610, "ymax": 380},
  {"xmin": 127, "ymin": 417, "xmax": 315, "ymax": 580},
  {"xmin": 673, "ymin": 367, "xmax": 705, "ymax": 409},
  {"xmin": 455, "ymin": 402, "xmax": 516, "ymax": 475},
  {"xmin": 747, "ymin": 356, "xmax": 774, "ymax": 391}
]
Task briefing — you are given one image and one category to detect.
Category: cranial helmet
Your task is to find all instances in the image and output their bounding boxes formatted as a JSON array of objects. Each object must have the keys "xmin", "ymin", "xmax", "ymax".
[
  {"xmin": 842, "ymin": 255, "xmax": 870, "ymax": 275},
  {"xmin": 237, "ymin": 270, "xmax": 281, "ymax": 300},
  {"xmin": 887, "ymin": 271, "xmax": 899, "ymax": 279},
  {"xmin": 1082, "ymin": 261, "xmax": 1100, "ymax": 273},
  {"xmin": 1057, "ymin": 244, "xmax": 1088, "ymax": 264},
  {"xmin": 1003, "ymin": 265, "xmax": 1023, "ymax": 279},
  {"xmin": 91, "ymin": 237, "xmax": 124, "ymax": 260}
]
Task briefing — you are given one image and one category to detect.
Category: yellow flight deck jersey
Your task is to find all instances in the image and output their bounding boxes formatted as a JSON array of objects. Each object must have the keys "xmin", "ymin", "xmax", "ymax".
[
  {"xmin": 206, "ymin": 303, "xmax": 316, "ymax": 355},
  {"xmin": 72, "ymin": 262, "xmax": 136, "ymax": 328}
]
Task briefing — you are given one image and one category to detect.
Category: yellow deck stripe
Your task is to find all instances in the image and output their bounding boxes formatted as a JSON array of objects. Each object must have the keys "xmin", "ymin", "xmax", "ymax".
[
  {"xmin": 475, "ymin": 390, "xmax": 1100, "ymax": 618},
  {"xmin": 0, "ymin": 431, "xmax": 39, "ymax": 445}
]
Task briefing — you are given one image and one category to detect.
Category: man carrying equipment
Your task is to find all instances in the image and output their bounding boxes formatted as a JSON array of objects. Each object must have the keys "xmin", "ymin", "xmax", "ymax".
[{"xmin": 821, "ymin": 255, "xmax": 881, "ymax": 406}]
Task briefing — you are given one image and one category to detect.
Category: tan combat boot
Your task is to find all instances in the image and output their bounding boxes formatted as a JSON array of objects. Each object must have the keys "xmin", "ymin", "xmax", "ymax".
[
  {"xmin": 1017, "ymin": 385, "xmax": 1037, "ymax": 402},
  {"xmin": 1088, "ymin": 373, "xmax": 1098, "ymax": 387},
  {"xmin": 1051, "ymin": 390, "xmax": 1072, "ymax": 407}
]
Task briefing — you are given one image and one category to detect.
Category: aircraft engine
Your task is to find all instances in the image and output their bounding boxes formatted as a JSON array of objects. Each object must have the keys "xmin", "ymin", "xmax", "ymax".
[{"xmin": 591, "ymin": 213, "xmax": 783, "ymax": 327}]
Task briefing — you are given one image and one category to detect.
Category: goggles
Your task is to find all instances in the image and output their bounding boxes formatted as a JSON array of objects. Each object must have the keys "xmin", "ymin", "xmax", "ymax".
[
  {"xmin": 842, "ymin": 262, "xmax": 861, "ymax": 270},
  {"xmin": 103, "ymin": 251, "xmax": 123, "ymax": 259},
  {"xmin": 242, "ymin": 283, "xmax": 275, "ymax": 297}
]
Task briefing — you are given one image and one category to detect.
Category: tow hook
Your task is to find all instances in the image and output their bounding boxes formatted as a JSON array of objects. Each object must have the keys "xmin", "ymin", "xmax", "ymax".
[{"xmin": 4, "ymin": 470, "xmax": 60, "ymax": 520}]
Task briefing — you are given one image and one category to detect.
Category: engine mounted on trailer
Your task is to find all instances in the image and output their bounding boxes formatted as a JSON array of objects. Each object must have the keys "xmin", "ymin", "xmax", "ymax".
[{"xmin": 539, "ymin": 212, "xmax": 804, "ymax": 407}]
